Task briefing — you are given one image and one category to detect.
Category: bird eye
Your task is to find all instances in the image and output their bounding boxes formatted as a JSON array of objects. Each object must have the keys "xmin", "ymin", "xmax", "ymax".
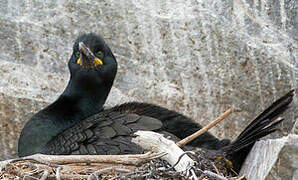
[
  {"xmin": 75, "ymin": 51, "xmax": 80, "ymax": 58},
  {"xmin": 96, "ymin": 51, "xmax": 104, "ymax": 59}
]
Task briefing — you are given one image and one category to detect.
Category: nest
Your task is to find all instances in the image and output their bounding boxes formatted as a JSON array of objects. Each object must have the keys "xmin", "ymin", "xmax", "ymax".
[{"xmin": 0, "ymin": 157, "xmax": 245, "ymax": 180}]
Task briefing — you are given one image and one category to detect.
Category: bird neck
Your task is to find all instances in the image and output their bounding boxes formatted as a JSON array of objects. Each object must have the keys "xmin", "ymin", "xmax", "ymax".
[
  {"xmin": 59, "ymin": 77, "xmax": 112, "ymax": 121},
  {"xmin": 46, "ymin": 94, "xmax": 104, "ymax": 125},
  {"xmin": 18, "ymin": 81, "xmax": 111, "ymax": 157}
]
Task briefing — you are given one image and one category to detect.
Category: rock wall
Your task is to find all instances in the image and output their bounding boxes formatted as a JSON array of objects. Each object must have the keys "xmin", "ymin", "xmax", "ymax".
[
  {"xmin": 241, "ymin": 135, "xmax": 298, "ymax": 179},
  {"xmin": 0, "ymin": 0, "xmax": 296, "ymax": 159}
]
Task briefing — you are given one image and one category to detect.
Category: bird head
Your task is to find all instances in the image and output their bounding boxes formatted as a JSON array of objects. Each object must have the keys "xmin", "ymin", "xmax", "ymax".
[
  {"xmin": 66, "ymin": 33, "xmax": 117, "ymax": 95},
  {"xmin": 62, "ymin": 33, "xmax": 117, "ymax": 112}
]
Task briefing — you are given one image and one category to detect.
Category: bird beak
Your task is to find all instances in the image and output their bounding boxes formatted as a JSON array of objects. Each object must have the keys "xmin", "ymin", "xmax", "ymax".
[{"xmin": 77, "ymin": 42, "xmax": 103, "ymax": 68}]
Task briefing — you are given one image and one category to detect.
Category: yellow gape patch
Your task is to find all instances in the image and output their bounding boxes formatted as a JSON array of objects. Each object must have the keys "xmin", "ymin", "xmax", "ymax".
[
  {"xmin": 77, "ymin": 58, "xmax": 103, "ymax": 66},
  {"xmin": 94, "ymin": 58, "xmax": 103, "ymax": 65},
  {"xmin": 77, "ymin": 58, "xmax": 82, "ymax": 65}
]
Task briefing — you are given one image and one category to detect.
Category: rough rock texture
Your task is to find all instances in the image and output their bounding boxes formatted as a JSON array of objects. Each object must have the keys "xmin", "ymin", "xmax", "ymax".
[
  {"xmin": 240, "ymin": 134, "xmax": 298, "ymax": 180},
  {"xmin": 0, "ymin": 0, "xmax": 297, "ymax": 159}
]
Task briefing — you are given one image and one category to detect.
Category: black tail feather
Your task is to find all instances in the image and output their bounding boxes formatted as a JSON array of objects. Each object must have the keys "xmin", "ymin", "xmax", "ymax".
[
  {"xmin": 231, "ymin": 118, "xmax": 284, "ymax": 152},
  {"xmin": 235, "ymin": 90, "xmax": 294, "ymax": 142},
  {"xmin": 223, "ymin": 90, "xmax": 294, "ymax": 172}
]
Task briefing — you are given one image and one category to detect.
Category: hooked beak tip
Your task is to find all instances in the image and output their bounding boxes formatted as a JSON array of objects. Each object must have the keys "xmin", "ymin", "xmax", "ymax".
[{"xmin": 78, "ymin": 42, "xmax": 85, "ymax": 51}]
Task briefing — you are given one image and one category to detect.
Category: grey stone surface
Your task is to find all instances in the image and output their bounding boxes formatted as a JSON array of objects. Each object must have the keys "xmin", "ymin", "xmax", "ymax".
[
  {"xmin": 0, "ymin": 0, "xmax": 297, "ymax": 159},
  {"xmin": 240, "ymin": 134, "xmax": 298, "ymax": 180}
]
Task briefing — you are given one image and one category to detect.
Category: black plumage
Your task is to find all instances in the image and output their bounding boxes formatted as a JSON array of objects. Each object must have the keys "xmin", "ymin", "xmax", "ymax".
[
  {"xmin": 18, "ymin": 33, "xmax": 294, "ymax": 173},
  {"xmin": 190, "ymin": 90, "xmax": 294, "ymax": 173}
]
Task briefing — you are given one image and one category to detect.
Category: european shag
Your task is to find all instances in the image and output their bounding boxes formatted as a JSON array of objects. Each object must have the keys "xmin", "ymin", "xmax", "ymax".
[{"xmin": 18, "ymin": 33, "xmax": 294, "ymax": 173}]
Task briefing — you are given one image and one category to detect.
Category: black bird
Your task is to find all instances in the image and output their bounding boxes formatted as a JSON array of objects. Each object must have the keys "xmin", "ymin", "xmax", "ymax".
[{"xmin": 18, "ymin": 33, "xmax": 294, "ymax": 173}]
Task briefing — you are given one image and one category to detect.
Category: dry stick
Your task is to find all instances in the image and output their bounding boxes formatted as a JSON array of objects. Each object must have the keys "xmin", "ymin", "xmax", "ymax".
[
  {"xmin": 87, "ymin": 167, "xmax": 132, "ymax": 180},
  {"xmin": 39, "ymin": 169, "xmax": 49, "ymax": 180},
  {"xmin": 204, "ymin": 170, "xmax": 228, "ymax": 180},
  {"xmin": 212, "ymin": 163, "xmax": 221, "ymax": 176},
  {"xmin": 49, "ymin": 174, "xmax": 90, "ymax": 179},
  {"xmin": 56, "ymin": 166, "xmax": 62, "ymax": 180},
  {"xmin": 0, "ymin": 151, "xmax": 164, "ymax": 169},
  {"xmin": 176, "ymin": 108, "xmax": 233, "ymax": 147},
  {"xmin": 190, "ymin": 169, "xmax": 198, "ymax": 180},
  {"xmin": 132, "ymin": 131, "xmax": 195, "ymax": 172},
  {"xmin": 237, "ymin": 175, "xmax": 246, "ymax": 180}
]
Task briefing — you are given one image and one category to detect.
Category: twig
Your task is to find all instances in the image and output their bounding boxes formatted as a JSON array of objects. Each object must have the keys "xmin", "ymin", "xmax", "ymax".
[
  {"xmin": 237, "ymin": 175, "xmax": 246, "ymax": 180},
  {"xmin": 212, "ymin": 163, "xmax": 221, "ymax": 175},
  {"xmin": 110, "ymin": 171, "xmax": 139, "ymax": 180},
  {"xmin": 0, "ymin": 156, "xmax": 59, "ymax": 171},
  {"xmin": 87, "ymin": 167, "xmax": 132, "ymax": 180},
  {"xmin": 48, "ymin": 174, "xmax": 90, "ymax": 179},
  {"xmin": 176, "ymin": 108, "xmax": 232, "ymax": 147},
  {"xmin": 190, "ymin": 169, "xmax": 198, "ymax": 180},
  {"xmin": 56, "ymin": 166, "xmax": 62, "ymax": 180},
  {"xmin": 132, "ymin": 131, "xmax": 195, "ymax": 172},
  {"xmin": 166, "ymin": 151, "xmax": 195, "ymax": 170},
  {"xmin": 23, "ymin": 175, "xmax": 38, "ymax": 180},
  {"xmin": 230, "ymin": 166, "xmax": 238, "ymax": 176},
  {"xmin": 0, "ymin": 152, "xmax": 163, "ymax": 168},
  {"xmin": 88, "ymin": 174, "xmax": 99, "ymax": 180},
  {"xmin": 39, "ymin": 169, "xmax": 49, "ymax": 180},
  {"xmin": 204, "ymin": 170, "xmax": 228, "ymax": 180}
]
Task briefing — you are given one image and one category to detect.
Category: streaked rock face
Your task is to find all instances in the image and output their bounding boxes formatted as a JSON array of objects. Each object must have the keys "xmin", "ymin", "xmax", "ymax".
[
  {"xmin": 241, "ymin": 134, "xmax": 298, "ymax": 180},
  {"xmin": 0, "ymin": 0, "xmax": 296, "ymax": 159}
]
